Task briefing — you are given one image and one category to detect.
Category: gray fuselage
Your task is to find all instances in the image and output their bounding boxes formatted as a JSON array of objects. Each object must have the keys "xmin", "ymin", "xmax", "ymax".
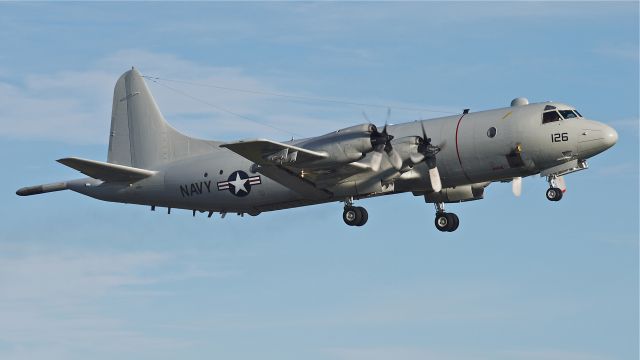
[{"xmin": 70, "ymin": 101, "xmax": 617, "ymax": 215}]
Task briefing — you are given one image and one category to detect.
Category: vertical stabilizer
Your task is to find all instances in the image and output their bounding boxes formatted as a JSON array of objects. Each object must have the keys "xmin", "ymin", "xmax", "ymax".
[
  {"xmin": 107, "ymin": 68, "xmax": 217, "ymax": 169},
  {"xmin": 108, "ymin": 70, "xmax": 133, "ymax": 166}
]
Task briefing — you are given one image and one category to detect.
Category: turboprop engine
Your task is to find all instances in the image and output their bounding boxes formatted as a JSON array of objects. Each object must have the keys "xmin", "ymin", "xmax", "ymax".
[
  {"xmin": 296, "ymin": 123, "xmax": 394, "ymax": 168},
  {"xmin": 295, "ymin": 121, "xmax": 444, "ymax": 192}
]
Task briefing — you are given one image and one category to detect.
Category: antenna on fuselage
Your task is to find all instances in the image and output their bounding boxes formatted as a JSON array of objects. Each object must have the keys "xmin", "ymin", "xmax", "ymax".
[{"xmin": 510, "ymin": 97, "xmax": 529, "ymax": 106}]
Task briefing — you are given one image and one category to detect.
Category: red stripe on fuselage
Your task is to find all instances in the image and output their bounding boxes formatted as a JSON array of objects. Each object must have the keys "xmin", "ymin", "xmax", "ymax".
[{"xmin": 454, "ymin": 114, "xmax": 472, "ymax": 181}]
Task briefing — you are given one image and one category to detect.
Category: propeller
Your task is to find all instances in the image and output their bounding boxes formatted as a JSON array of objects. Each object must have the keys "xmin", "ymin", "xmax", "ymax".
[
  {"xmin": 413, "ymin": 121, "xmax": 442, "ymax": 192},
  {"xmin": 512, "ymin": 177, "xmax": 522, "ymax": 197},
  {"xmin": 428, "ymin": 166, "xmax": 442, "ymax": 193},
  {"xmin": 368, "ymin": 109, "xmax": 403, "ymax": 171}
]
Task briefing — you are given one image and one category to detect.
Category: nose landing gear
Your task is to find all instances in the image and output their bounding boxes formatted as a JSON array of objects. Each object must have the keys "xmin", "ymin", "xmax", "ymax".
[
  {"xmin": 545, "ymin": 187, "xmax": 563, "ymax": 201},
  {"xmin": 546, "ymin": 175, "xmax": 564, "ymax": 202},
  {"xmin": 434, "ymin": 202, "xmax": 459, "ymax": 232}
]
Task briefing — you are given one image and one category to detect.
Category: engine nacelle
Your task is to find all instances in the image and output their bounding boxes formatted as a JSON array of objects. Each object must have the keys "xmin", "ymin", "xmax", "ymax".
[
  {"xmin": 296, "ymin": 123, "xmax": 376, "ymax": 168},
  {"xmin": 425, "ymin": 182, "xmax": 490, "ymax": 203},
  {"xmin": 390, "ymin": 136, "xmax": 421, "ymax": 167}
]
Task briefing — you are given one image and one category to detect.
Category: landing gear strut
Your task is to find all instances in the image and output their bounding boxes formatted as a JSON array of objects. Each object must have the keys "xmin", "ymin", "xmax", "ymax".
[
  {"xmin": 434, "ymin": 202, "xmax": 459, "ymax": 232},
  {"xmin": 546, "ymin": 175, "xmax": 563, "ymax": 202},
  {"xmin": 342, "ymin": 198, "xmax": 368, "ymax": 227}
]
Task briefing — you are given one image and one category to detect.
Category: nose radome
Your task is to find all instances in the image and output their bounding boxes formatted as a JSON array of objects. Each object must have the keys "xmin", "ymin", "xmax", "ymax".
[
  {"xmin": 578, "ymin": 121, "xmax": 618, "ymax": 158},
  {"xmin": 602, "ymin": 124, "xmax": 618, "ymax": 149}
]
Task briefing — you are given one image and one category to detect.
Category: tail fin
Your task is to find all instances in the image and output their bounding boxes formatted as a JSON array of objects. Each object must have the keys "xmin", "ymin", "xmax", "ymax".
[{"xmin": 107, "ymin": 68, "xmax": 218, "ymax": 169}]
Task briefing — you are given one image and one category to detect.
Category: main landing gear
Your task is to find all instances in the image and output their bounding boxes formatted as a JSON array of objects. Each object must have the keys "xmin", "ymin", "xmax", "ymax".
[
  {"xmin": 342, "ymin": 198, "xmax": 368, "ymax": 227},
  {"xmin": 340, "ymin": 198, "xmax": 460, "ymax": 232},
  {"xmin": 546, "ymin": 175, "xmax": 563, "ymax": 202},
  {"xmin": 434, "ymin": 202, "xmax": 459, "ymax": 232}
]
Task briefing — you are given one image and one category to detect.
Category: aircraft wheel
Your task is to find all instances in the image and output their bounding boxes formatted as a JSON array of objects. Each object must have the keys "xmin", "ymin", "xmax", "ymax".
[
  {"xmin": 343, "ymin": 206, "xmax": 362, "ymax": 226},
  {"xmin": 546, "ymin": 187, "xmax": 563, "ymax": 202},
  {"xmin": 435, "ymin": 212, "xmax": 450, "ymax": 232},
  {"xmin": 356, "ymin": 207, "xmax": 368, "ymax": 226},
  {"xmin": 435, "ymin": 212, "xmax": 459, "ymax": 232},
  {"xmin": 447, "ymin": 213, "xmax": 459, "ymax": 232}
]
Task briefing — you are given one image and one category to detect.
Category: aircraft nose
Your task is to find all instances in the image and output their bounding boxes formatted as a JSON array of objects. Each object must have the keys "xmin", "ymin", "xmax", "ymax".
[
  {"xmin": 601, "ymin": 124, "xmax": 618, "ymax": 149},
  {"xmin": 577, "ymin": 121, "xmax": 618, "ymax": 158}
]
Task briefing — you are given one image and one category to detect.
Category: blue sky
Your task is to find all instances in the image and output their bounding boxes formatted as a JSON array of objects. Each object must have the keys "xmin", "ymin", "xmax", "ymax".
[{"xmin": 0, "ymin": 2, "xmax": 637, "ymax": 360}]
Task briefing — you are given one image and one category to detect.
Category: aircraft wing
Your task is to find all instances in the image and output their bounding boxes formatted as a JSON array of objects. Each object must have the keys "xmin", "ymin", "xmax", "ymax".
[
  {"xmin": 57, "ymin": 157, "xmax": 156, "ymax": 182},
  {"xmin": 221, "ymin": 139, "xmax": 375, "ymax": 199},
  {"xmin": 220, "ymin": 139, "xmax": 328, "ymax": 166}
]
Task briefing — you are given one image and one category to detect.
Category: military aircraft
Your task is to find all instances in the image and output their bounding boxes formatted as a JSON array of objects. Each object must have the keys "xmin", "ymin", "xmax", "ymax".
[{"xmin": 17, "ymin": 68, "xmax": 618, "ymax": 232}]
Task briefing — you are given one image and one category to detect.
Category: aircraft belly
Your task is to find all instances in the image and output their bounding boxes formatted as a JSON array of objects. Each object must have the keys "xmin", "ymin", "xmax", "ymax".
[
  {"xmin": 224, "ymin": 181, "xmax": 299, "ymax": 210},
  {"xmin": 148, "ymin": 179, "xmax": 301, "ymax": 212}
]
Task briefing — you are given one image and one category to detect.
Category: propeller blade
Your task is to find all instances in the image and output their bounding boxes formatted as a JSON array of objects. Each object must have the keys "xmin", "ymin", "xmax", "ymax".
[
  {"xmin": 429, "ymin": 166, "xmax": 442, "ymax": 192},
  {"xmin": 415, "ymin": 121, "xmax": 443, "ymax": 191},
  {"xmin": 385, "ymin": 107, "xmax": 391, "ymax": 124},
  {"xmin": 362, "ymin": 111, "xmax": 370, "ymax": 123},
  {"xmin": 512, "ymin": 176, "xmax": 522, "ymax": 197},
  {"xmin": 410, "ymin": 153, "xmax": 425, "ymax": 164},
  {"xmin": 388, "ymin": 148, "xmax": 403, "ymax": 171},
  {"xmin": 370, "ymin": 151, "xmax": 383, "ymax": 172}
]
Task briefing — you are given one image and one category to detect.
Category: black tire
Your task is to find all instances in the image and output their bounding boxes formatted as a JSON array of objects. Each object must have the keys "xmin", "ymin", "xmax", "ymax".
[
  {"xmin": 435, "ymin": 212, "xmax": 449, "ymax": 232},
  {"xmin": 546, "ymin": 187, "xmax": 563, "ymax": 202},
  {"xmin": 447, "ymin": 213, "xmax": 460, "ymax": 232},
  {"xmin": 343, "ymin": 207, "xmax": 361, "ymax": 226},
  {"xmin": 356, "ymin": 207, "xmax": 368, "ymax": 226}
]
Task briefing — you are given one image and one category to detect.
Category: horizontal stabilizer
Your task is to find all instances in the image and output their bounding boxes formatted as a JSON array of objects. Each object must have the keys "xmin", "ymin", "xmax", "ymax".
[
  {"xmin": 57, "ymin": 157, "xmax": 156, "ymax": 182},
  {"xmin": 220, "ymin": 139, "xmax": 327, "ymax": 165}
]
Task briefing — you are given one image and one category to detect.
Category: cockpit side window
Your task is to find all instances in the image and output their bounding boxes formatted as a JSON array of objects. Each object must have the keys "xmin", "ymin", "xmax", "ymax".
[
  {"xmin": 559, "ymin": 110, "xmax": 578, "ymax": 119},
  {"xmin": 574, "ymin": 110, "xmax": 583, "ymax": 117},
  {"xmin": 542, "ymin": 110, "xmax": 562, "ymax": 124}
]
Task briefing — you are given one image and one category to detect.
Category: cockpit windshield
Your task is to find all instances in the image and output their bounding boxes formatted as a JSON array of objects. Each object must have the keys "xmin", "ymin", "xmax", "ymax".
[
  {"xmin": 559, "ymin": 110, "xmax": 578, "ymax": 119},
  {"xmin": 542, "ymin": 106, "xmax": 583, "ymax": 124},
  {"xmin": 542, "ymin": 111, "xmax": 562, "ymax": 124}
]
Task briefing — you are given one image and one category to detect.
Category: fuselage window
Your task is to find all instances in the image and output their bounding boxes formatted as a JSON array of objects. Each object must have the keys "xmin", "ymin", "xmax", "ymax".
[
  {"xmin": 559, "ymin": 110, "xmax": 578, "ymax": 119},
  {"xmin": 542, "ymin": 111, "xmax": 562, "ymax": 124},
  {"xmin": 487, "ymin": 127, "xmax": 497, "ymax": 138}
]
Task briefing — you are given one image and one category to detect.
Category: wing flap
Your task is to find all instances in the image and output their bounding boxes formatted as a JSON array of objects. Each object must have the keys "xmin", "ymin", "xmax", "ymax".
[
  {"xmin": 257, "ymin": 165, "xmax": 332, "ymax": 199},
  {"xmin": 57, "ymin": 157, "xmax": 156, "ymax": 182}
]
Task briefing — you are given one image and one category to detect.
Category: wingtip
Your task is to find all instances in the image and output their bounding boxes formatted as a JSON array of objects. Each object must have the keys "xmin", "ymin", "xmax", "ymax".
[{"xmin": 56, "ymin": 157, "xmax": 78, "ymax": 166}]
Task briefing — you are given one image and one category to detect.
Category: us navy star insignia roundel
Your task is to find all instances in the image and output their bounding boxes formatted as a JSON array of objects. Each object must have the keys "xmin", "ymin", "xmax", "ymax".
[{"xmin": 217, "ymin": 171, "xmax": 261, "ymax": 197}]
